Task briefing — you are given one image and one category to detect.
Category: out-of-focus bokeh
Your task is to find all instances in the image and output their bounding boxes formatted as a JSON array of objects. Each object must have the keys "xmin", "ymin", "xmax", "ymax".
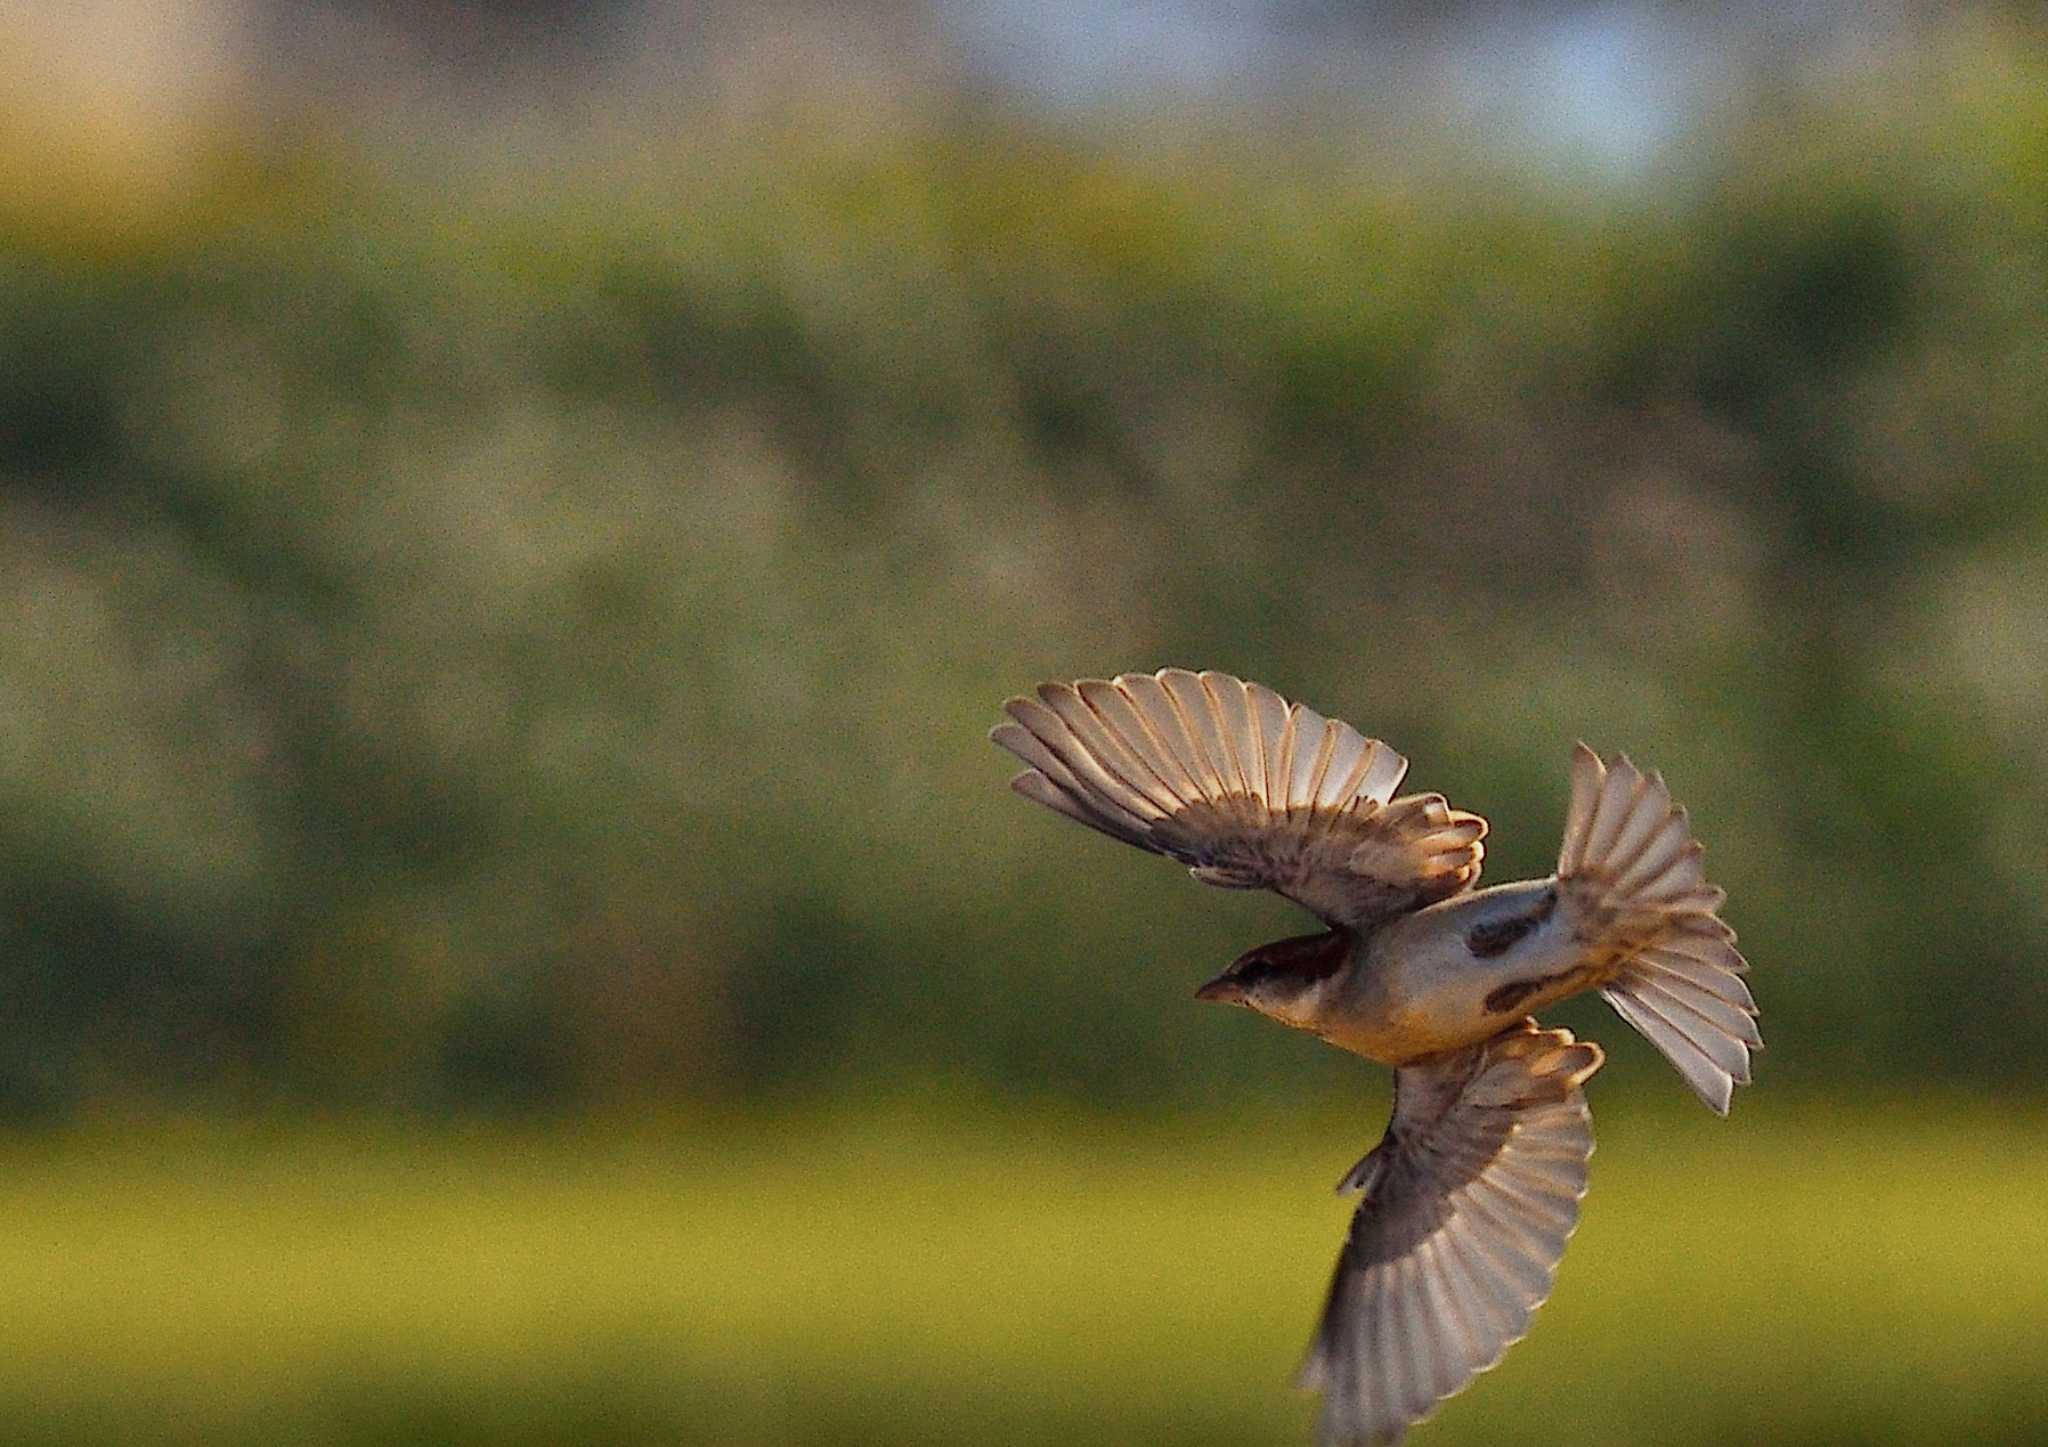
[{"xmin": 4, "ymin": 2, "xmax": 2045, "ymax": 1443}]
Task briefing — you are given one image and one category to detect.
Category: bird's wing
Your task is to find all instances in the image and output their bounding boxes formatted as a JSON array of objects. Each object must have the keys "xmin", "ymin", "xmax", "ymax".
[
  {"xmin": 991, "ymin": 669, "xmax": 1485, "ymax": 931},
  {"xmin": 1302, "ymin": 1022, "xmax": 1603, "ymax": 1447}
]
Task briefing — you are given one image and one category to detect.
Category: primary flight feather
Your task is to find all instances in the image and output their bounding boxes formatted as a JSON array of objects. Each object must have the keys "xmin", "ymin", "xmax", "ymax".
[{"xmin": 991, "ymin": 668, "xmax": 1758, "ymax": 1445}]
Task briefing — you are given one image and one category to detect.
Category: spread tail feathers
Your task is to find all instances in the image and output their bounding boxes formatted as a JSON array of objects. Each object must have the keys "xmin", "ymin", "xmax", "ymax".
[{"xmin": 1557, "ymin": 744, "xmax": 1759, "ymax": 1114}]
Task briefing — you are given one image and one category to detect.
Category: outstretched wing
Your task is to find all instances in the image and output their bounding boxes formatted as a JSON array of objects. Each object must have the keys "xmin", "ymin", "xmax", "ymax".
[
  {"xmin": 1303, "ymin": 1023, "xmax": 1603, "ymax": 1446},
  {"xmin": 990, "ymin": 669, "xmax": 1486, "ymax": 931}
]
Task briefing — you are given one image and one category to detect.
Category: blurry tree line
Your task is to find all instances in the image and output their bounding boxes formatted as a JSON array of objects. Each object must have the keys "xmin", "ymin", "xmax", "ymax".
[{"xmin": 1, "ymin": 28, "xmax": 2045, "ymax": 1118}]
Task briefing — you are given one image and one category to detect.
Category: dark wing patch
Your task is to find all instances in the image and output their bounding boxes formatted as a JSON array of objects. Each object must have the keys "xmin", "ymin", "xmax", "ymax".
[
  {"xmin": 1482, "ymin": 965, "xmax": 1593, "ymax": 1015},
  {"xmin": 1465, "ymin": 887, "xmax": 1558, "ymax": 959}
]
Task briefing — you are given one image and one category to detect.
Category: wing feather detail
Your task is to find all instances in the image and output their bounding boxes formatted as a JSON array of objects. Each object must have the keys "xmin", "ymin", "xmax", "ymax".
[
  {"xmin": 993, "ymin": 669, "xmax": 1484, "ymax": 930},
  {"xmin": 1305, "ymin": 1023, "xmax": 1603, "ymax": 1445}
]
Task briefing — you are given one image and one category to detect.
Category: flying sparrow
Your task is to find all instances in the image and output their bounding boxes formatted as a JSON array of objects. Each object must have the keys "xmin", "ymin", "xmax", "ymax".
[{"xmin": 991, "ymin": 668, "xmax": 1758, "ymax": 1445}]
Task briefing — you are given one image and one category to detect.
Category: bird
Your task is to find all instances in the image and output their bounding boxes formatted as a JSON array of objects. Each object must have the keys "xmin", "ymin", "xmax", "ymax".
[{"xmin": 989, "ymin": 668, "xmax": 1758, "ymax": 1445}]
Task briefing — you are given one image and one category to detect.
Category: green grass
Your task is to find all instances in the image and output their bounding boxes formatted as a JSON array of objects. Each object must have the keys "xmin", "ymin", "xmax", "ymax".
[{"xmin": 0, "ymin": 1097, "xmax": 2042, "ymax": 1445}]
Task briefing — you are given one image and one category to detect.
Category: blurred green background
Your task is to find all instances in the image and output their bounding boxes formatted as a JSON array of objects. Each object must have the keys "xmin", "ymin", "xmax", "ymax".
[{"xmin": 3, "ymin": 3, "xmax": 2045, "ymax": 1443}]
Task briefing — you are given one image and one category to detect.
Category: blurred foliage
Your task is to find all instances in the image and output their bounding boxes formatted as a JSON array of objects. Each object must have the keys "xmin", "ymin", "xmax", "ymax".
[
  {"xmin": 3, "ymin": 25, "xmax": 2048, "ymax": 1118},
  {"xmin": 1, "ymin": 1100, "xmax": 2043, "ymax": 1444}
]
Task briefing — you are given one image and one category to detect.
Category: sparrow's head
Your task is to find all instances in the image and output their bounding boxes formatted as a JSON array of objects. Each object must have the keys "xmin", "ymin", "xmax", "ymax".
[{"xmin": 1195, "ymin": 928, "xmax": 1352, "ymax": 1030}]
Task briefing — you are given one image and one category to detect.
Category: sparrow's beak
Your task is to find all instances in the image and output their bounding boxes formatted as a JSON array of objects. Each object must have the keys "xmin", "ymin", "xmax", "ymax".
[{"xmin": 1195, "ymin": 971, "xmax": 1246, "ymax": 1004}]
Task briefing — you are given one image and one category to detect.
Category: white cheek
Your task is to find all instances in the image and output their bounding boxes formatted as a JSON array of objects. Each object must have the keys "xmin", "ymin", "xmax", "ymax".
[{"xmin": 1272, "ymin": 975, "xmax": 1340, "ymax": 1028}]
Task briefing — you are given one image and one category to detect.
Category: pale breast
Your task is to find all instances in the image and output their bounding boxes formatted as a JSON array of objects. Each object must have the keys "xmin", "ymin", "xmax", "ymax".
[{"xmin": 1329, "ymin": 880, "xmax": 1589, "ymax": 1064}]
